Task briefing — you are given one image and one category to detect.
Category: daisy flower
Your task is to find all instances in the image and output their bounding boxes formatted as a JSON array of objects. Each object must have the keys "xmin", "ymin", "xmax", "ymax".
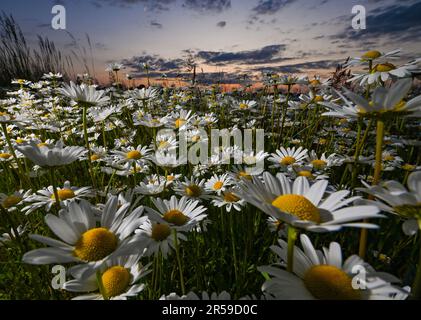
[
  {"xmin": 211, "ymin": 188, "xmax": 245, "ymax": 212},
  {"xmin": 173, "ymin": 177, "xmax": 212, "ymax": 201},
  {"xmin": 22, "ymin": 181, "xmax": 95, "ymax": 214},
  {"xmin": 131, "ymin": 87, "xmax": 160, "ymax": 101},
  {"xmin": 229, "ymin": 165, "xmax": 264, "ymax": 182},
  {"xmin": 0, "ymin": 224, "xmax": 28, "ymax": 246},
  {"xmin": 145, "ymin": 195, "xmax": 207, "ymax": 231},
  {"xmin": 235, "ymin": 100, "xmax": 257, "ymax": 111},
  {"xmin": 135, "ymin": 219, "xmax": 187, "ymax": 258},
  {"xmin": 239, "ymin": 172, "xmax": 383, "ymax": 232},
  {"xmin": 323, "ymin": 78, "xmax": 421, "ymax": 118},
  {"xmin": 134, "ymin": 174, "xmax": 166, "ymax": 195},
  {"xmin": 63, "ymin": 254, "xmax": 151, "ymax": 300},
  {"xmin": 22, "ymin": 198, "xmax": 146, "ymax": 277},
  {"xmin": 345, "ymin": 49, "xmax": 401, "ymax": 67},
  {"xmin": 16, "ymin": 141, "xmax": 86, "ymax": 167},
  {"xmin": 60, "ymin": 81, "xmax": 110, "ymax": 106},
  {"xmin": 357, "ymin": 171, "xmax": 421, "ymax": 236},
  {"xmin": 307, "ymin": 151, "xmax": 344, "ymax": 170},
  {"xmin": 349, "ymin": 59, "xmax": 421, "ymax": 85},
  {"xmin": 268, "ymin": 147, "xmax": 308, "ymax": 169},
  {"xmin": 0, "ymin": 189, "xmax": 32, "ymax": 212},
  {"xmin": 258, "ymin": 234, "xmax": 409, "ymax": 300},
  {"xmin": 205, "ymin": 173, "xmax": 233, "ymax": 195},
  {"xmin": 111, "ymin": 145, "xmax": 152, "ymax": 166},
  {"xmin": 165, "ymin": 110, "xmax": 194, "ymax": 130},
  {"xmin": 154, "ymin": 132, "xmax": 178, "ymax": 152},
  {"xmin": 242, "ymin": 150, "xmax": 268, "ymax": 166}
]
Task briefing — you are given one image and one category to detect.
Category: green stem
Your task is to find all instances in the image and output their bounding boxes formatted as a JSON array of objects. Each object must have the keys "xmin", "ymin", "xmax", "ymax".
[
  {"xmin": 229, "ymin": 212, "xmax": 239, "ymax": 284},
  {"xmin": 49, "ymin": 167, "xmax": 61, "ymax": 208},
  {"xmin": 1, "ymin": 123, "xmax": 29, "ymax": 186},
  {"xmin": 96, "ymin": 270, "xmax": 108, "ymax": 300},
  {"xmin": 278, "ymin": 84, "xmax": 291, "ymax": 146},
  {"xmin": 173, "ymin": 229, "xmax": 185, "ymax": 295},
  {"xmin": 287, "ymin": 226, "xmax": 298, "ymax": 273},
  {"xmin": 359, "ymin": 118, "xmax": 384, "ymax": 259},
  {"xmin": 82, "ymin": 103, "xmax": 96, "ymax": 189}
]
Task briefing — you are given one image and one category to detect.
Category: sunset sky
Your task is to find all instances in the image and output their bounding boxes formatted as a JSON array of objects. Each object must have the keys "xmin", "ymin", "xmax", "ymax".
[{"xmin": 2, "ymin": 0, "xmax": 421, "ymax": 84}]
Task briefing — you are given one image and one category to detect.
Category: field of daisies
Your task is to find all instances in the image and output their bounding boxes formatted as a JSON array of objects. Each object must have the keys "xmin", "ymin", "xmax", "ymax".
[{"xmin": 0, "ymin": 49, "xmax": 420, "ymax": 300}]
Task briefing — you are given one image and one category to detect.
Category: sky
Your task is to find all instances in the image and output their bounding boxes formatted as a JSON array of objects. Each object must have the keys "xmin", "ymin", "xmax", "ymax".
[{"xmin": 1, "ymin": 0, "xmax": 421, "ymax": 84}]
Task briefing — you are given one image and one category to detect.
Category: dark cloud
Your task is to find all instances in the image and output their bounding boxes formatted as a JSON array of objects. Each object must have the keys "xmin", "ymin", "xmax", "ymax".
[
  {"xmin": 257, "ymin": 59, "xmax": 341, "ymax": 73},
  {"xmin": 182, "ymin": 0, "xmax": 231, "ymax": 13},
  {"xmin": 196, "ymin": 44, "xmax": 287, "ymax": 65},
  {"xmin": 216, "ymin": 21, "xmax": 227, "ymax": 28},
  {"xmin": 95, "ymin": 42, "xmax": 108, "ymax": 51},
  {"xmin": 95, "ymin": 0, "xmax": 176, "ymax": 12},
  {"xmin": 331, "ymin": 2, "xmax": 421, "ymax": 42},
  {"xmin": 150, "ymin": 20, "xmax": 163, "ymax": 28},
  {"xmin": 251, "ymin": 0, "xmax": 296, "ymax": 15},
  {"xmin": 121, "ymin": 54, "xmax": 186, "ymax": 73}
]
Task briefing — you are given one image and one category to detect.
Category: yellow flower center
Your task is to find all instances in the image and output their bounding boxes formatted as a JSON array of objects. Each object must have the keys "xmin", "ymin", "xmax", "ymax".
[
  {"xmin": 314, "ymin": 95, "xmax": 324, "ymax": 102},
  {"xmin": 303, "ymin": 265, "xmax": 362, "ymax": 300},
  {"xmin": 402, "ymin": 164, "xmax": 415, "ymax": 171},
  {"xmin": 280, "ymin": 156, "xmax": 296, "ymax": 166},
  {"xmin": 298, "ymin": 170, "xmax": 314, "ymax": 179},
  {"xmin": 213, "ymin": 181, "xmax": 224, "ymax": 190},
  {"xmin": 151, "ymin": 223, "xmax": 172, "ymax": 241},
  {"xmin": 51, "ymin": 188, "xmax": 75, "ymax": 201},
  {"xmin": 191, "ymin": 135, "xmax": 200, "ymax": 143},
  {"xmin": 311, "ymin": 159, "xmax": 327, "ymax": 169},
  {"xmin": 239, "ymin": 103, "xmax": 248, "ymax": 110},
  {"xmin": 223, "ymin": 192, "xmax": 240, "ymax": 202},
  {"xmin": 163, "ymin": 209, "xmax": 189, "ymax": 226},
  {"xmin": 271, "ymin": 194, "xmax": 320, "ymax": 223},
  {"xmin": 362, "ymin": 50, "xmax": 381, "ymax": 60},
  {"xmin": 0, "ymin": 153, "xmax": 12, "ymax": 159},
  {"xmin": 101, "ymin": 266, "xmax": 131, "ymax": 298},
  {"xmin": 310, "ymin": 79, "xmax": 321, "ymax": 87},
  {"xmin": 175, "ymin": 118, "xmax": 186, "ymax": 129},
  {"xmin": 91, "ymin": 154, "xmax": 101, "ymax": 161},
  {"xmin": 167, "ymin": 175, "xmax": 175, "ymax": 181},
  {"xmin": 15, "ymin": 139, "xmax": 25, "ymax": 144},
  {"xmin": 393, "ymin": 100, "xmax": 406, "ymax": 111},
  {"xmin": 384, "ymin": 155, "xmax": 395, "ymax": 161},
  {"xmin": 73, "ymin": 228, "xmax": 117, "ymax": 261},
  {"xmin": 393, "ymin": 204, "xmax": 421, "ymax": 219},
  {"xmin": 158, "ymin": 141, "xmax": 169, "ymax": 149},
  {"xmin": 185, "ymin": 184, "xmax": 202, "ymax": 197},
  {"xmin": 373, "ymin": 63, "xmax": 396, "ymax": 73},
  {"xmin": 3, "ymin": 195, "xmax": 22, "ymax": 208},
  {"xmin": 238, "ymin": 171, "xmax": 252, "ymax": 180},
  {"xmin": 37, "ymin": 142, "xmax": 48, "ymax": 147},
  {"xmin": 126, "ymin": 150, "xmax": 142, "ymax": 160},
  {"xmin": 319, "ymin": 138, "xmax": 327, "ymax": 145}
]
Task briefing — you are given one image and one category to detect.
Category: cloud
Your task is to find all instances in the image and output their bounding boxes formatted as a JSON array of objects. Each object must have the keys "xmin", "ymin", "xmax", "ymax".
[
  {"xmin": 216, "ymin": 21, "xmax": 226, "ymax": 28},
  {"xmin": 251, "ymin": 0, "xmax": 297, "ymax": 16},
  {"xmin": 182, "ymin": 0, "xmax": 231, "ymax": 13},
  {"xmin": 121, "ymin": 54, "xmax": 186, "ymax": 73},
  {"xmin": 196, "ymin": 44, "xmax": 287, "ymax": 65},
  {"xmin": 256, "ymin": 59, "xmax": 341, "ymax": 73},
  {"xmin": 95, "ymin": 0, "xmax": 176, "ymax": 12},
  {"xmin": 95, "ymin": 42, "xmax": 109, "ymax": 51},
  {"xmin": 150, "ymin": 20, "xmax": 163, "ymax": 28},
  {"xmin": 331, "ymin": 2, "xmax": 421, "ymax": 43}
]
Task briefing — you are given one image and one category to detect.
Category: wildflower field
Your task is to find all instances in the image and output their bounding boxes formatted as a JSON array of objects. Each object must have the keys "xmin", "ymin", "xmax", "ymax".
[{"xmin": 0, "ymin": 48, "xmax": 421, "ymax": 301}]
